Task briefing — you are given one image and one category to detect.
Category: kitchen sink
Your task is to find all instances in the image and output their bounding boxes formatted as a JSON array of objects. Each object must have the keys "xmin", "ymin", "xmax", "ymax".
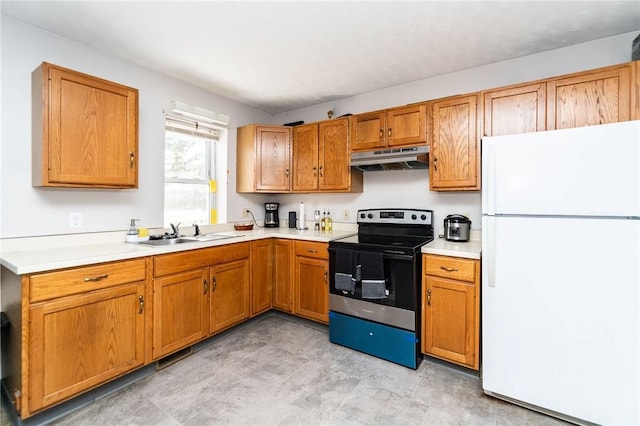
[
  {"xmin": 136, "ymin": 237, "xmax": 197, "ymax": 246},
  {"xmin": 136, "ymin": 232, "xmax": 241, "ymax": 246},
  {"xmin": 183, "ymin": 232, "xmax": 240, "ymax": 242}
]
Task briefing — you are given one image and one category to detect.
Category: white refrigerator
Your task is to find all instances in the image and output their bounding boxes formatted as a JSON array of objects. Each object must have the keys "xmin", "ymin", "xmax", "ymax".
[{"xmin": 481, "ymin": 120, "xmax": 640, "ymax": 425}]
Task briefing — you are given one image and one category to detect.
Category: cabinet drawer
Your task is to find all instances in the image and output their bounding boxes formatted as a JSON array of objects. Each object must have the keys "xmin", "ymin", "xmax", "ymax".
[
  {"xmin": 295, "ymin": 240, "xmax": 328, "ymax": 260},
  {"xmin": 424, "ymin": 254, "xmax": 477, "ymax": 283},
  {"xmin": 29, "ymin": 259, "xmax": 146, "ymax": 302},
  {"xmin": 153, "ymin": 242, "xmax": 250, "ymax": 277}
]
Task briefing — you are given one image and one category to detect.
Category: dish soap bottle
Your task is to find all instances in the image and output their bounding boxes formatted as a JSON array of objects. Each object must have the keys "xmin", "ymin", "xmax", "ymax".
[
  {"xmin": 321, "ymin": 210, "xmax": 327, "ymax": 231},
  {"xmin": 326, "ymin": 210, "xmax": 333, "ymax": 231},
  {"xmin": 125, "ymin": 218, "xmax": 140, "ymax": 242}
]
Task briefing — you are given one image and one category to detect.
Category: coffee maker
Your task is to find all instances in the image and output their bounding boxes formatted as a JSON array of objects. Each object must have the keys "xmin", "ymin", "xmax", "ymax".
[{"xmin": 264, "ymin": 202, "xmax": 280, "ymax": 228}]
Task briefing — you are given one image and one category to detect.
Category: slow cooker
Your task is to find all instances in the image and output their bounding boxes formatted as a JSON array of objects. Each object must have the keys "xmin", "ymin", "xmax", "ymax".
[{"xmin": 444, "ymin": 214, "xmax": 471, "ymax": 242}]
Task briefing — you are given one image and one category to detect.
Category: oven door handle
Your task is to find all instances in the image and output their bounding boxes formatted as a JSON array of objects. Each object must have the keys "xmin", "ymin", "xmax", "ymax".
[{"xmin": 381, "ymin": 250, "xmax": 414, "ymax": 261}]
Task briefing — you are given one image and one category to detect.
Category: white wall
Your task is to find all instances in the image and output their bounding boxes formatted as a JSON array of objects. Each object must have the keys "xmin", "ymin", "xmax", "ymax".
[
  {"xmin": 1, "ymin": 16, "xmax": 272, "ymax": 238},
  {"xmin": 1, "ymin": 14, "xmax": 638, "ymax": 239},
  {"xmin": 270, "ymin": 30, "xmax": 639, "ymax": 232}
]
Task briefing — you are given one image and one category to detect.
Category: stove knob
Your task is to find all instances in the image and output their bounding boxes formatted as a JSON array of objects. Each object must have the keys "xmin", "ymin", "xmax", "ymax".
[
  {"xmin": 411, "ymin": 214, "xmax": 417, "ymax": 220},
  {"xmin": 360, "ymin": 213, "xmax": 366, "ymax": 219},
  {"xmin": 367, "ymin": 213, "xmax": 373, "ymax": 219},
  {"xmin": 421, "ymin": 214, "xmax": 427, "ymax": 220}
]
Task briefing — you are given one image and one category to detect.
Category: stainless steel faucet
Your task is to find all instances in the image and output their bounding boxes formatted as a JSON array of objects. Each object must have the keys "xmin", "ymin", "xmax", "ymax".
[{"xmin": 169, "ymin": 222, "xmax": 181, "ymax": 237}]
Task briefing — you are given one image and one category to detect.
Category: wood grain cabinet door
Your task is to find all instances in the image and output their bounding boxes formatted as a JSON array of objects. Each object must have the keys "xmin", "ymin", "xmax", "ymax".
[
  {"xmin": 29, "ymin": 282, "xmax": 145, "ymax": 413},
  {"xmin": 292, "ymin": 123, "xmax": 319, "ymax": 191},
  {"xmin": 273, "ymin": 239, "xmax": 293, "ymax": 312},
  {"xmin": 152, "ymin": 269, "xmax": 209, "ymax": 359},
  {"xmin": 256, "ymin": 126, "xmax": 291, "ymax": 191},
  {"xmin": 350, "ymin": 111, "xmax": 386, "ymax": 151},
  {"xmin": 210, "ymin": 259, "xmax": 250, "ymax": 334},
  {"xmin": 386, "ymin": 103, "xmax": 427, "ymax": 147},
  {"xmin": 547, "ymin": 64, "xmax": 632, "ymax": 129},
  {"xmin": 429, "ymin": 94, "xmax": 480, "ymax": 191},
  {"xmin": 294, "ymin": 256, "xmax": 329, "ymax": 324},
  {"xmin": 422, "ymin": 276, "xmax": 476, "ymax": 369},
  {"xmin": 36, "ymin": 62, "xmax": 138, "ymax": 188},
  {"xmin": 483, "ymin": 83, "xmax": 547, "ymax": 137},
  {"xmin": 250, "ymin": 239, "xmax": 273, "ymax": 317},
  {"xmin": 318, "ymin": 118, "xmax": 350, "ymax": 191}
]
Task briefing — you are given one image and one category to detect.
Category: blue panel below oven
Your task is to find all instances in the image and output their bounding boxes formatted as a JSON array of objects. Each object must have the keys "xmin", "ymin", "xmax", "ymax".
[{"xmin": 328, "ymin": 311, "xmax": 420, "ymax": 369}]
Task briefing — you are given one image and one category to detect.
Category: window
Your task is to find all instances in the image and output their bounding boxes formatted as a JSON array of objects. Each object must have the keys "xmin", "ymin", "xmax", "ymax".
[{"xmin": 164, "ymin": 114, "xmax": 228, "ymax": 227}]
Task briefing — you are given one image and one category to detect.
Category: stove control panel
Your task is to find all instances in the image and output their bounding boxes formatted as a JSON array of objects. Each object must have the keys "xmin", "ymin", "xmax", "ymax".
[{"xmin": 357, "ymin": 209, "xmax": 433, "ymax": 225}]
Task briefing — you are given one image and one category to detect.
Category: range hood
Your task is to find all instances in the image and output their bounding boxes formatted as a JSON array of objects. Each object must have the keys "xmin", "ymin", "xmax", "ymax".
[{"xmin": 350, "ymin": 145, "xmax": 429, "ymax": 171}]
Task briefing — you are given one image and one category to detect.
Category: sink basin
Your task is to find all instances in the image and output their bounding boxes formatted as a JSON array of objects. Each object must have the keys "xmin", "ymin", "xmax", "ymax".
[
  {"xmin": 136, "ymin": 238, "xmax": 197, "ymax": 246},
  {"xmin": 184, "ymin": 232, "xmax": 240, "ymax": 242}
]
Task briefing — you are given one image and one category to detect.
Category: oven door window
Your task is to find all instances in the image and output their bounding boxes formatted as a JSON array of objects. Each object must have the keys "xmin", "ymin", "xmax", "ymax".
[{"xmin": 329, "ymin": 250, "xmax": 419, "ymax": 311}]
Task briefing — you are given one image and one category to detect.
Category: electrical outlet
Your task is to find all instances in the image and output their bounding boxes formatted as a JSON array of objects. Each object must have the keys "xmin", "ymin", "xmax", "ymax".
[
  {"xmin": 242, "ymin": 208, "xmax": 250, "ymax": 218},
  {"xmin": 342, "ymin": 209, "xmax": 350, "ymax": 220},
  {"xmin": 68, "ymin": 212, "xmax": 82, "ymax": 228}
]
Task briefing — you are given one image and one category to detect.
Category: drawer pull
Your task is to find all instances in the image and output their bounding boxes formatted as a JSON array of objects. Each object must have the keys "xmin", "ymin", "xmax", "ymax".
[
  {"xmin": 440, "ymin": 266, "xmax": 459, "ymax": 273},
  {"xmin": 83, "ymin": 274, "xmax": 109, "ymax": 282},
  {"xmin": 427, "ymin": 288, "xmax": 431, "ymax": 306},
  {"xmin": 138, "ymin": 295, "xmax": 144, "ymax": 314},
  {"xmin": 203, "ymin": 279, "xmax": 208, "ymax": 295},
  {"xmin": 306, "ymin": 248, "xmax": 318, "ymax": 253}
]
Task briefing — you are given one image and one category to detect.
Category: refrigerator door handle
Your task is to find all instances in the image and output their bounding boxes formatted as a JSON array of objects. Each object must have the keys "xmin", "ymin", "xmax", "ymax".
[
  {"xmin": 481, "ymin": 138, "xmax": 496, "ymax": 215},
  {"xmin": 485, "ymin": 216, "xmax": 496, "ymax": 288}
]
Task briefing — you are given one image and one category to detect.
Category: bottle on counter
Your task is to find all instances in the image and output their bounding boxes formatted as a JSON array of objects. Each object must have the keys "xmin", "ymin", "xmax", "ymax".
[
  {"xmin": 321, "ymin": 210, "xmax": 327, "ymax": 231},
  {"xmin": 314, "ymin": 210, "xmax": 321, "ymax": 231},
  {"xmin": 326, "ymin": 210, "xmax": 333, "ymax": 231}
]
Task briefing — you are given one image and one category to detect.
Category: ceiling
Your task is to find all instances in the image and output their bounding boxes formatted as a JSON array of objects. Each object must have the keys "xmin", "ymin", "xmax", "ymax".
[{"xmin": 2, "ymin": 1, "xmax": 639, "ymax": 114}]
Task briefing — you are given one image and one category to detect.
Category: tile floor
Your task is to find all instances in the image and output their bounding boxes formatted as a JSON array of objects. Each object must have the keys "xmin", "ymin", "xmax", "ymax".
[{"xmin": 8, "ymin": 313, "xmax": 568, "ymax": 425}]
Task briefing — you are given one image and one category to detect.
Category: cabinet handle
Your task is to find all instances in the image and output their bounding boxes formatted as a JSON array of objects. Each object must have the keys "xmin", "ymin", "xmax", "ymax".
[
  {"xmin": 212, "ymin": 276, "xmax": 217, "ymax": 292},
  {"xmin": 138, "ymin": 295, "xmax": 144, "ymax": 314},
  {"xmin": 427, "ymin": 289, "xmax": 431, "ymax": 306},
  {"xmin": 440, "ymin": 265, "xmax": 459, "ymax": 272},
  {"xmin": 286, "ymin": 168, "xmax": 289, "ymax": 177},
  {"xmin": 319, "ymin": 165, "xmax": 323, "ymax": 177},
  {"xmin": 129, "ymin": 151, "xmax": 135, "ymax": 168},
  {"xmin": 388, "ymin": 128, "xmax": 392, "ymax": 138},
  {"xmin": 306, "ymin": 248, "xmax": 318, "ymax": 253},
  {"xmin": 324, "ymin": 270, "xmax": 328, "ymax": 284},
  {"xmin": 83, "ymin": 274, "xmax": 108, "ymax": 282},
  {"xmin": 379, "ymin": 128, "xmax": 383, "ymax": 141},
  {"xmin": 313, "ymin": 166, "xmax": 317, "ymax": 177},
  {"xmin": 203, "ymin": 279, "xmax": 208, "ymax": 295},
  {"xmin": 433, "ymin": 157, "xmax": 438, "ymax": 172}
]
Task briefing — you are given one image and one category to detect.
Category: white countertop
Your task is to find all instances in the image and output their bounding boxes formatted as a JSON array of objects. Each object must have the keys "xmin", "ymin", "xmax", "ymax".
[
  {"xmin": 0, "ymin": 226, "xmax": 357, "ymax": 275},
  {"xmin": 422, "ymin": 237, "xmax": 482, "ymax": 260}
]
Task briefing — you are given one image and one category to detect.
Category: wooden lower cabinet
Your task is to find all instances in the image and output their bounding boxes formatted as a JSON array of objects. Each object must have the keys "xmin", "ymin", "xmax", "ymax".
[
  {"xmin": 250, "ymin": 239, "xmax": 273, "ymax": 316},
  {"xmin": 210, "ymin": 258, "xmax": 250, "ymax": 334},
  {"xmin": 273, "ymin": 239, "xmax": 293, "ymax": 312},
  {"xmin": 422, "ymin": 254, "xmax": 480, "ymax": 370},
  {"xmin": 152, "ymin": 269, "xmax": 209, "ymax": 359},
  {"xmin": 294, "ymin": 241, "xmax": 329, "ymax": 323}
]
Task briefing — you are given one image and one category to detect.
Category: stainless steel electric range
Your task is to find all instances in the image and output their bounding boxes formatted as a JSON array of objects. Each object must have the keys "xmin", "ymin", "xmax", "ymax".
[{"xmin": 328, "ymin": 208, "xmax": 434, "ymax": 369}]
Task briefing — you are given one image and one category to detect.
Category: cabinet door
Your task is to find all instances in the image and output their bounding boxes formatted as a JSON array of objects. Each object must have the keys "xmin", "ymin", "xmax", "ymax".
[
  {"xmin": 483, "ymin": 83, "xmax": 546, "ymax": 137},
  {"xmin": 29, "ymin": 283, "xmax": 145, "ymax": 412},
  {"xmin": 318, "ymin": 118, "xmax": 350, "ymax": 190},
  {"xmin": 350, "ymin": 111, "xmax": 385, "ymax": 151},
  {"xmin": 38, "ymin": 63, "xmax": 138, "ymax": 188},
  {"xmin": 422, "ymin": 276, "xmax": 477, "ymax": 368},
  {"xmin": 250, "ymin": 239, "xmax": 272, "ymax": 316},
  {"xmin": 210, "ymin": 259, "xmax": 250, "ymax": 334},
  {"xmin": 292, "ymin": 123, "xmax": 319, "ymax": 191},
  {"xmin": 273, "ymin": 239, "xmax": 293, "ymax": 312},
  {"xmin": 256, "ymin": 126, "xmax": 291, "ymax": 191},
  {"xmin": 547, "ymin": 64, "xmax": 632, "ymax": 129},
  {"xmin": 153, "ymin": 269, "xmax": 209, "ymax": 359},
  {"xmin": 294, "ymin": 256, "xmax": 329, "ymax": 323},
  {"xmin": 386, "ymin": 103, "xmax": 427, "ymax": 147},
  {"xmin": 430, "ymin": 94, "xmax": 480, "ymax": 191}
]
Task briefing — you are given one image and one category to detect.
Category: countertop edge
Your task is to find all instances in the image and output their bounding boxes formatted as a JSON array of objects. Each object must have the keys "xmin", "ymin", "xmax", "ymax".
[{"xmin": 421, "ymin": 238, "xmax": 482, "ymax": 260}]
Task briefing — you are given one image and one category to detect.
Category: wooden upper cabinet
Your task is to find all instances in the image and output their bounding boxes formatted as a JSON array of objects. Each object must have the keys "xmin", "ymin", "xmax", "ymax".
[
  {"xmin": 318, "ymin": 118, "xmax": 352, "ymax": 191},
  {"xmin": 547, "ymin": 63, "xmax": 632, "ymax": 129},
  {"xmin": 291, "ymin": 118, "xmax": 362, "ymax": 193},
  {"xmin": 429, "ymin": 94, "xmax": 480, "ymax": 191},
  {"xmin": 482, "ymin": 82, "xmax": 546, "ymax": 137},
  {"xmin": 292, "ymin": 123, "xmax": 320, "ymax": 191},
  {"xmin": 237, "ymin": 124, "xmax": 291, "ymax": 193},
  {"xmin": 32, "ymin": 62, "xmax": 138, "ymax": 188},
  {"xmin": 386, "ymin": 103, "xmax": 427, "ymax": 147},
  {"xmin": 351, "ymin": 104, "xmax": 427, "ymax": 151}
]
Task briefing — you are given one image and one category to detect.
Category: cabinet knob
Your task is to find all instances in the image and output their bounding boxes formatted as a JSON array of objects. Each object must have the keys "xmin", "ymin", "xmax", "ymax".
[
  {"xmin": 433, "ymin": 157, "xmax": 438, "ymax": 172},
  {"xmin": 324, "ymin": 270, "xmax": 328, "ymax": 284},
  {"xmin": 203, "ymin": 279, "xmax": 208, "ymax": 295},
  {"xmin": 313, "ymin": 166, "xmax": 317, "ymax": 177},
  {"xmin": 379, "ymin": 128, "xmax": 384, "ymax": 141},
  {"xmin": 138, "ymin": 295, "xmax": 144, "ymax": 314},
  {"xmin": 319, "ymin": 165, "xmax": 323, "ymax": 177},
  {"xmin": 212, "ymin": 276, "xmax": 217, "ymax": 291},
  {"xmin": 427, "ymin": 289, "xmax": 431, "ymax": 306},
  {"xmin": 129, "ymin": 151, "xmax": 135, "ymax": 168},
  {"xmin": 388, "ymin": 128, "xmax": 392, "ymax": 138}
]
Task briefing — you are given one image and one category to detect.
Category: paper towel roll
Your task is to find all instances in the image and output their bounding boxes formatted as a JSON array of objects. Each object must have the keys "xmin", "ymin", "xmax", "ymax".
[{"xmin": 298, "ymin": 202, "xmax": 306, "ymax": 230}]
